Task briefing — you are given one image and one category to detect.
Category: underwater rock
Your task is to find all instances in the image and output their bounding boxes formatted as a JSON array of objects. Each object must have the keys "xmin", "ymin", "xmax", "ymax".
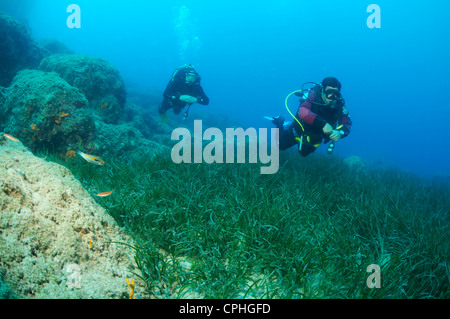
[
  {"xmin": 39, "ymin": 39, "xmax": 74, "ymax": 55},
  {"xmin": 1, "ymin": 69, "xmax": 169, "ymax": 163},
  {"xmin": 343, "ymin": 155, "xmax": 366, "ymax": 172},
  {"xmin": 127, "ymin": 87, "xmax": 162, "ymax": 110},
  {"xmin": 123, "ymin": 102, "xmax": 174, "ymax": 143},
  {"xmin": 94, "ymin": 120, "xmax": 170, "ymax": 161},
  {"xmin": 0, "ymin": 12, "xmax": 50, "ymax": 87},
  {"xmin": 0, "ymin": 86, "xmax": 7, "ymax": 120},
  {"xmin": 0, "ymin": 141, "xmax": 147, "ymax": 298},
  {"xmin": 1, "ymin": 69, "xmax": 95, "ymax": 154},
  {"xmin": 39, "ymin": 54, "xmax": 127, "ymax": 124}
]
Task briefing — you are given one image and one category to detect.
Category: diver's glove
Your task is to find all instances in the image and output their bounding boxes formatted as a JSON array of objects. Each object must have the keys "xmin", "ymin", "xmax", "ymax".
[
  {"xmin": 272, "ymin": 116, "xmax": 285, "ymax": 129},
  {"xmin": 329, "ymin": 130, "xmax": 343, "ymax": 142}
]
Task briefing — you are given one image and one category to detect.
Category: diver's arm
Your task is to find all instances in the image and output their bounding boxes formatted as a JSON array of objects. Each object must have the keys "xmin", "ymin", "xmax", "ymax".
[
  {"xmin": 338, "ymin": 106, "xmax": 352, "ymax": 137},
  {"xmin": 163, "ymin": 80, "xmax": 181, "ymax": 101},
  {"xmin": 195, "ymin": 85, "xmax": 209, "ymax": 105}
]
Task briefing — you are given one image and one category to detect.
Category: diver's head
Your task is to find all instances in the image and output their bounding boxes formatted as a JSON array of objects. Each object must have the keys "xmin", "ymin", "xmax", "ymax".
[
  {"xmin": 321, "ymin": 77, "xmax": 341, "ymax": 106},
  {"xmin": 185, "ymin": 71, "xmax": 198, "ymax": 84}
]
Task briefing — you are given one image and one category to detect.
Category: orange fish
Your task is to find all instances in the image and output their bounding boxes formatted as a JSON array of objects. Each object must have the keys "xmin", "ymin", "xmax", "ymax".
[
  {"xmin": 97, "ymin": 190, "xmax": 113, "ymax": 197},
  {"xmin": 4, "ymin": 134, "xmax": 19, "ymax": 142}
]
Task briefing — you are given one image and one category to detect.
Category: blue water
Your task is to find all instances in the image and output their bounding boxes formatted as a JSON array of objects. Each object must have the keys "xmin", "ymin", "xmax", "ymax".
[{"xmin": 3, "ymin": 0, "xmax": 450, "ymax": 178}]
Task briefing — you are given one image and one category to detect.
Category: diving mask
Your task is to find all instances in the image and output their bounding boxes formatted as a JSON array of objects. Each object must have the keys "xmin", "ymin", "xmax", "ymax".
[
  {"xmin": 186, "ymin": 72, "xmax": 198, "ymax": 84},
  {"xmin": 324, "ymin": 88, "xmax": 340, "ymax": 100}
]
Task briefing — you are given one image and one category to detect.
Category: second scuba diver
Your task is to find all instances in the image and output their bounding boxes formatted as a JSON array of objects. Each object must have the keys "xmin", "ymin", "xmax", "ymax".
[
  {"xmin": 159, "ymin": 64, "xmax": 210, "ymax": 122},
  {"xmin": 270, "ymin": 76, "xmax": 352, "ymax": 156}
]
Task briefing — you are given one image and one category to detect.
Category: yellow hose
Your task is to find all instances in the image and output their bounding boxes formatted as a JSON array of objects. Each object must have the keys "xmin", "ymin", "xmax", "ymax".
[{"xmin": 285, "ymin": 90, "xmax": 305, "ymax": 133}]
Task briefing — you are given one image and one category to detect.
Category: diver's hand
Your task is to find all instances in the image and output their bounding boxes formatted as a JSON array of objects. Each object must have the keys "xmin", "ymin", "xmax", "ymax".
[
  {"xmin": 187, "ymin": 96, "xmax": 197, "ymax": 104},
  {"xmin": 179, "ymin": 95, "xmax": 190, "ymax": 102},
  {"xmin": 329, "ymin": 130, "xmax": 342, "ymax": 142},
  {"xmin": 322, "ymin": 123, "xmax": 334, "ymax": 135},
  {"xmin": 180, "ymin": 95, "xmax": 197, "ymax": 104},
  {"xmin": 186, "ymin": 96, "xmax": 197, "ymax": 104}
]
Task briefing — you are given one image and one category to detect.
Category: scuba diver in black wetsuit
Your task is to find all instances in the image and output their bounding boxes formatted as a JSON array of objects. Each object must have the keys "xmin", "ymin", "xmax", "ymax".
[
  {"xmin": 270, "ymin": 77, "xmax": 352, "ymax": 156},
  {"xmin": 159, "ymin": 64, "xmax": 209, "ymax": 121}
]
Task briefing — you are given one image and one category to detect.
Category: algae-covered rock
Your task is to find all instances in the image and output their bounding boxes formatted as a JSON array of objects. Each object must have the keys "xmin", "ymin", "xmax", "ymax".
[
  {"xmin": 123, "ymin": 102, "xmax": 173, "ymax": 143},
  {"xmin": 94, "ymin": 120, "xmax": 170, "ymax": 161},
  {"xmin": 343, "ymin": 155, "xmax": 366, "ymax": 172},
  {"xmin": 39, "ymin": 39, "xmax": 74, "ymax": 55},
  {"xmin": 127, "ymin": 87, "xmax": 162, "ymax": 110},
  {"xmin": 0, "ymin": 86, "xmax": 8, "ymax": 130},
  {"xmin": 1, "ymin": 69, "xmax": 169, "ymax": 163},
  {"xmin": 0, "ymin": 12, "xmax": 50, "ymax": 87},
  {"xmin": 2, "ymin": 69, "xmax": 95, "ymax": 154},
  {"xmin": 0, "ymin": 276, "xmax": 15, "ymax": 299},
  {"xmin": 0, "ymin": 141, "xmax": 147, "ymax": 298},
  {"xmin": 0, "ymin": 86, "xmax": 7, "ymax": 116},
  {"xmin": 39, "ymin": 54, "xmax": 126, "ymax": 124}
]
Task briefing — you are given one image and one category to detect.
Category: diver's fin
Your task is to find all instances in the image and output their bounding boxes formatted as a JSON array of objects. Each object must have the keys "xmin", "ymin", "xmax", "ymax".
[{"xmin": 160, "ymin": 113, "xmax": 170, "ymax": 123}]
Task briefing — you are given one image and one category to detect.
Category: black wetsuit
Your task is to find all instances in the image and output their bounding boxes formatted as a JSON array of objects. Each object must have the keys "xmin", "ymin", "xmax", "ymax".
[{"xmin": 159, "ymin": 69, "xmax": 209, "ymax": 115}]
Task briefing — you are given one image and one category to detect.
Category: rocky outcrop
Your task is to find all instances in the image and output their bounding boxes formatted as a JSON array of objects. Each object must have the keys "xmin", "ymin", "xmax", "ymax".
[
  {"xmin": 123, "ymin": 102, "xmax": 174, "ymax": 144},
  {"xmin": 0, "ymin": 86, "xmax": 7, "ymax": 121},
  {"xmin": 343, "ymin": 155, "xmax": 366, "ymax": 172},
  {"xmin": 93, "ymin": 120, "xmax": 169, "ymax": 160},
  {"xmin": 0, "ymin": 68, "xmax": 170, "ymax": 163},
  {"xmin": 39, "ymin": 54, "xmax": 126, "ymax": 124},
  {"xmin": 0, "ymin": 12, "xmax": 49, "ymax": 87},
  {"xmin": 0, "ymin": 139, "xmax": 147, "ymax": 298},
  {"xmin": 1, "ymin": 70, "xmax": 95, "ymax": 154},
  {"xmin": 39, "ymin": 39, "xmax": 74, "ymax": 55}
]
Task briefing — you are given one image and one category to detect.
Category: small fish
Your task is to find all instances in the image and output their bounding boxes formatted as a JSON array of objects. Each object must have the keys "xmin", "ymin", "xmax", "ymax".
[
  {"xmin": 97, "ymin": 190, "xmax": 113, "ymax": 197},
  {"xmin": 77, "ymin": 151, "xmax": 105, "ymax": 165},
  {"xmin": 88, "ymin": 240, "xmax": 93, "ymax": 248},
  {"xmin": 4, "ymin": 133, "xmax": 19, "ymax": 142}
]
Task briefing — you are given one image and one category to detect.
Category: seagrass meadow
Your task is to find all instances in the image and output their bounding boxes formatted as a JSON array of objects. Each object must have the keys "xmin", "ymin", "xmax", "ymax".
[{"xmin": 48, "ymin": 149, "xmax": 450, "ymax": 299}]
